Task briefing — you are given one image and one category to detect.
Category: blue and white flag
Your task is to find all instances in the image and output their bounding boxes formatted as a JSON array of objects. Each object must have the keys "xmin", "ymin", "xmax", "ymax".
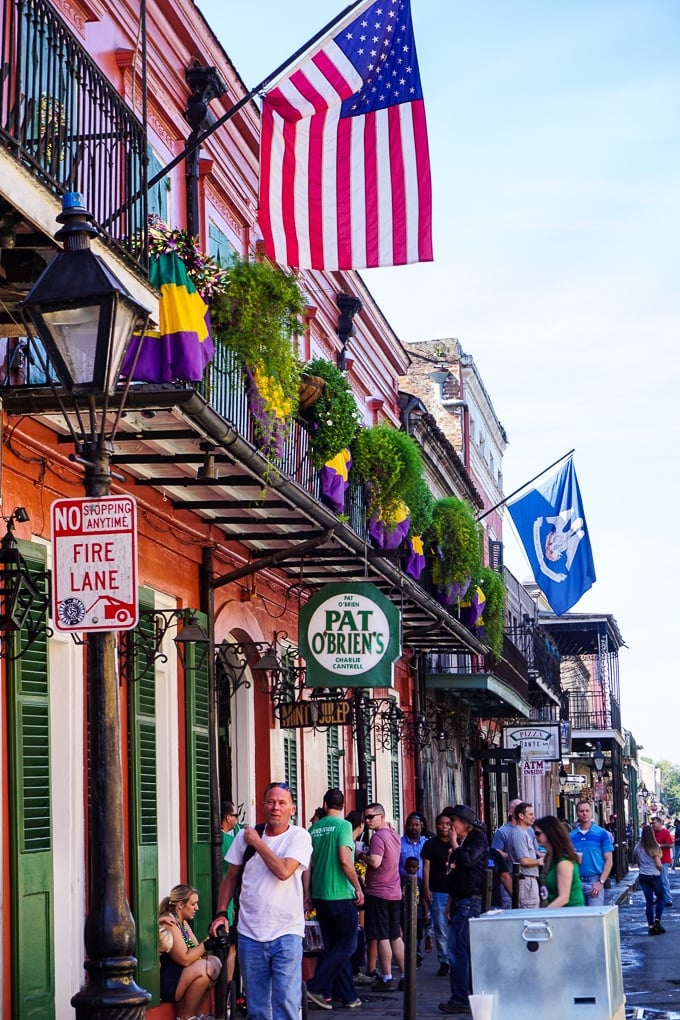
[{"xmin": 507, "ymin": 459, "xmax": 596, "ymax": 615}]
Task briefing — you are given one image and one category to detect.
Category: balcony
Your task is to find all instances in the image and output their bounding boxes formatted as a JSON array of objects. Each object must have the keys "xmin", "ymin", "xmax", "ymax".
[
  {"xmin": 423, "ymin": 635, "xmax": 531, "ymax": 719},
  {"xmin": 0, "ymin": 0, "xmax": 147, "ymax": 271}
]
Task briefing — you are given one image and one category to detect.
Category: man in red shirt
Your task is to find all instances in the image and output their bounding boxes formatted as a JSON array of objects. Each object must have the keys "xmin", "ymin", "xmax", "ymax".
[
  {"xmin": 652, "ymin": 817, "xmax": 673, "ymax": 907},
  {"xmin": 357, "ymin": 804, "xmax": 405, "ymax": 992}
]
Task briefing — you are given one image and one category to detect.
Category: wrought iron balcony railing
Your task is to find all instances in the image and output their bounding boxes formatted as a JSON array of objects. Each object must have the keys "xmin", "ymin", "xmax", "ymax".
[{"xmin": 0, "ymin": 0, "xmax": 147, "ymax": 267}]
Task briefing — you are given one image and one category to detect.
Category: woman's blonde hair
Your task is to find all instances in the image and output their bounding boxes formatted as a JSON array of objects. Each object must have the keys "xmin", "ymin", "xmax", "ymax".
[
  {"xmin": 159, "ymin": 883, "xmax": 199, "ymax": 918},
  {"xmin": 639, "ymin": 824, "xmax": 662, "ymax": 858}
]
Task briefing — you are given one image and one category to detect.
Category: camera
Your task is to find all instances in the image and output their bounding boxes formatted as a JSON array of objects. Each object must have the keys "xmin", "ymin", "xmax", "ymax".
[{"xmin": 204, "ymin": 928, "xmax": 229, "ymax": 953}]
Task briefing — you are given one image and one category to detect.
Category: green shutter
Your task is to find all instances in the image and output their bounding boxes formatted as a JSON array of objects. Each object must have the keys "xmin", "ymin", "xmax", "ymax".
[
  {"xmin": 8, "ymin": 544, "xmax": 54, "ymax": 1020},
  {"xmin": 327, "ymin": 727, "xmax": 340, "ymax": 789},
  {"xmin": 284, "ymin": 730, "xmax": 298, "ymax": 803},
  {"xmin": 185, "ymin": 610, "xmax": 212, "ymax": 927},
  {"xmin": 128, "ymin": 589, "xmax": 160, "ymax": 1002}
]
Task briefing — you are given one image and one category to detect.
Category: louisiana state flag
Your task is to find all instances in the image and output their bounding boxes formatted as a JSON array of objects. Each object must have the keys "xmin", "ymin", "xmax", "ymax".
[
  {"xmin": 508, "ymin": 458, "xmax": 596, "ymax": 615},
  {"xmin": 123, "ymin": 251, "xmax": 214, "ymax": 382}
]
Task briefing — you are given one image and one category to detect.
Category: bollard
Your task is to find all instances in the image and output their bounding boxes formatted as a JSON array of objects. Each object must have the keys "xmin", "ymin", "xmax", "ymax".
[
  {"xmin": 402, "ymin": 873, "xmax": 418, "ymax": 1020},
  {"xmin": 511, "ymin": 862, "xmax": 521, "ymax": 909}
]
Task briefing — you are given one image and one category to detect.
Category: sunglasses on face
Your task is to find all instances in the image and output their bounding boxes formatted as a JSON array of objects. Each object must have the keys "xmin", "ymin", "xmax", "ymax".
[{"xmin": 364, "ymin": 813, "xmax": 382, "ymax": 821}]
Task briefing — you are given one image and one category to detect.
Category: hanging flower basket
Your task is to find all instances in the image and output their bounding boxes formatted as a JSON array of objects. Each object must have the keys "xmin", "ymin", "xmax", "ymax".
[{"xmin": 299, "ymin": 373, "xmax": 327, "ymax": 411}]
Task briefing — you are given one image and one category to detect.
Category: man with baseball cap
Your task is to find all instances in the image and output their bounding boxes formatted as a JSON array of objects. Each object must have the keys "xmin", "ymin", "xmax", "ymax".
[{"xmin": 438, "ymin": 805, "xmax": 488, "ymax": 1015}]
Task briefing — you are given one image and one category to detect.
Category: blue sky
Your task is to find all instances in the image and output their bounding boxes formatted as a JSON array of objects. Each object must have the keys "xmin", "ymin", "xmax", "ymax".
[{"xmin": 196, "ymin": 0, "xmax": 680, "ymax": 764}]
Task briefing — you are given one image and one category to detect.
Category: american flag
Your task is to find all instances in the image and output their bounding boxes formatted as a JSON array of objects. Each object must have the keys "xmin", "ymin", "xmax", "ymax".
[{"xmin": 259, "ymin": 0, "xmax": 432, "ymax": 271}]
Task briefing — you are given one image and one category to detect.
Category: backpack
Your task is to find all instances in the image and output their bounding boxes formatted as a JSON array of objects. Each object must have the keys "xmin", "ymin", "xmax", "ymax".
[{"xmin": 232, "ymin": 823, "xmax": 266, "ymax": 930}]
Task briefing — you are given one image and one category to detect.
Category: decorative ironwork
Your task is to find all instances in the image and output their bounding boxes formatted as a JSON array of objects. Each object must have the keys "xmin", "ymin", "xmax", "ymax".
[
  {"xmin": 119, "ymin": 608, "xmax": 189, "ymax": 683},
  {"xmin": 0, "ymin": 508, "xmax": 51, "ymax": 660},
  {"xmin": 0, "ymin": 0, "xmax": 147, "ymax": 267}
]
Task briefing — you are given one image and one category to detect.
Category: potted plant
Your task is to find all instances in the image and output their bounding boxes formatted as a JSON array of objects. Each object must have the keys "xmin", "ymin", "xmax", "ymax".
[
  {"xmin": 351, "ymin": 424, "xmax": 426, "ymax": 534},
  {"xmin": 210, "ymin": 255, "xmax": 305, "ymax": 454},
  {"xmin": 427, "ymin": 497, "xmax": 482, "ymax": 601},
  {"xmin": 475, "ymin": 566, "xmax": 505, "ymax": 655},
  {"xmin": 301, "ymin": 358, "xmax": 362, "ymax": 468}
]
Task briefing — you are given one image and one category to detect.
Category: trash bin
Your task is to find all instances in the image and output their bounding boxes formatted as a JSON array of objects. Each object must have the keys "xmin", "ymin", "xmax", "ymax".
[{"xmin": 469, "ymin": 906, "xmax": 624, "ymax": 1020}]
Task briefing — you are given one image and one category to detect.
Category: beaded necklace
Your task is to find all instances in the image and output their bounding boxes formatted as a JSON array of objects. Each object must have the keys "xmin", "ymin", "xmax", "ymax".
[{"xmin": 179, "ymin": 920, "xmax": 196, "ymax": 949}]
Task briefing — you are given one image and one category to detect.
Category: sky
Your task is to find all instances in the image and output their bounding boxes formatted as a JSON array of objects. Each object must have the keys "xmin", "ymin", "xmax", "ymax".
[{"xmin": 196, "ymin": 0, "xmax": 680, "ymax": 764}]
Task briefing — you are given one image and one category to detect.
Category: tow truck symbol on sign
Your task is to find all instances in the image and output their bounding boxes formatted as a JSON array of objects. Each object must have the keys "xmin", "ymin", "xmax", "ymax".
[{"xmin": 57, "ymin": 594, "xmax": 136, "ymax": 628}]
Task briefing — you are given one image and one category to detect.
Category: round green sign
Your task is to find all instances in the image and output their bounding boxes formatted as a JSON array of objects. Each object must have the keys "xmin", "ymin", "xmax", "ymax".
[{"xmin": 299, "ymin": 582, "xmax": 401, "ymax": 688}]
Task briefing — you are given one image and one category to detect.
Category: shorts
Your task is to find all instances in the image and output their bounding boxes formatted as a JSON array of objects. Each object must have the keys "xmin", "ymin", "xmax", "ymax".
[{"xmin": 364, "ymin": 895, "xmax": 402, "ymax": 941}]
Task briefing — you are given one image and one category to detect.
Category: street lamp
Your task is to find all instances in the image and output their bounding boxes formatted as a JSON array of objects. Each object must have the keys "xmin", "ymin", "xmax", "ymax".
[
  {"xmin": 21, "ymin": 192, "xmax": 151, "ymax": 1020},
  {"xmin": 592, "ymin": 740, "xmax": 606, "ymax": 776}
]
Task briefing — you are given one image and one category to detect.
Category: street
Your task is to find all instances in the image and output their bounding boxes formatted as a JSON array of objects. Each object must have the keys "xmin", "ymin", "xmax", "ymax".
[
  {"xmin": 619, "ymin": 867, "xmax": 680, "ymax": 1017},
  {"xmin": 320, "ymin": 868, "xmax": 680, "ymax": 1019}
]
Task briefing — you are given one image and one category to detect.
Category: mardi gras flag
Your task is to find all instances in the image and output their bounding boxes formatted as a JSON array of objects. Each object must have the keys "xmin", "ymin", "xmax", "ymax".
[
  {"xmin": 369, "ymin": 501, "xmax": 410, "ymax": 550},
  {"xmin": 123, "ymin": 251, "xmax": 214, "ymax": 382},
  {"xmin": 319, "ymin": 448, "xmax": 352, "ymax": 514},
  {"xmin": 404, "ymin": 535, "xmax": 426, "ymax": 580}
]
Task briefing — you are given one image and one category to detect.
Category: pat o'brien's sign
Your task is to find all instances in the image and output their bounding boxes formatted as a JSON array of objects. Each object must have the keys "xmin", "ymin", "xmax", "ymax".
[{"xmin": 299, "ymin": 583, "xmax": 401, "ymax": 688}]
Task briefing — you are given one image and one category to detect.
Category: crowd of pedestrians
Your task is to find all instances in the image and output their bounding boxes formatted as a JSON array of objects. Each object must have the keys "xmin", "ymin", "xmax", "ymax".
[{"xmin": 156, "ymin": 785, "xmax": 676, "ymax": 1020}]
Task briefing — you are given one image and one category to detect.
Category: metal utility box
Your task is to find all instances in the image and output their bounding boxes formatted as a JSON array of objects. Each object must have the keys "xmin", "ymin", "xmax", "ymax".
[{"xmin": 470, "ymin": 906, "xmax": 624, "ymax": 1020}]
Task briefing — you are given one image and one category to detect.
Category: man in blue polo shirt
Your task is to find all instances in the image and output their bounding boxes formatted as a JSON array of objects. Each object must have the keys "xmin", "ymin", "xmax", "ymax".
[{"xmin": 569, "ymin": 800, "xmax": 613, "ymax": 906}]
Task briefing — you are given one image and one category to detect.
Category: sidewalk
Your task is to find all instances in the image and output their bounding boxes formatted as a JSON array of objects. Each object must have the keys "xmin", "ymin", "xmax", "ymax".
[{"xmin": 312, "ymin": 871, "xmax": 640, "ymax": 1020}]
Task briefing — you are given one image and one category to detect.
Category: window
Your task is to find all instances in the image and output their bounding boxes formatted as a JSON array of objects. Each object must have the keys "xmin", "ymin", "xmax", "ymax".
[
  {"xmin": 147, "ymin": 148, "xmax": 170, "ymax": 221},
  {"xmin": 327, "ymin": 726, "xmax": 341, "ymax": 789},
  {"xmin": 209, "ymin": 221, "xmax": 236, "ymax": 266}
]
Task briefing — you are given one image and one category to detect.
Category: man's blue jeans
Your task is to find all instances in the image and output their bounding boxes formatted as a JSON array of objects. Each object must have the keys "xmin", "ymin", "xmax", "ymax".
[
  {"xmin": 447, "ymin": 897, "xmax": 481, "ymax": 1005},
  {"xmin": 307, "ymin": 899, "xmax": 359, "ymax": 1004},
  {"xmin": 430, "ymin": 891, "xmax": 450, "ymax": 965},
  {"xmin": 238, "ymin": 932, "xmax": 303, "ymax": 1020},
  {"xmin": 661, "ymin": 862, "xmax": 673, "ymax": 905}
]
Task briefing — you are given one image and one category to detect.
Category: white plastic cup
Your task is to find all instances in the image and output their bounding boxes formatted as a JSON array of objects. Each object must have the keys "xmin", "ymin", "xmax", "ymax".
[{"xmin": 468, "ymin": 993, "xmax": 495, "ymax": 1020}]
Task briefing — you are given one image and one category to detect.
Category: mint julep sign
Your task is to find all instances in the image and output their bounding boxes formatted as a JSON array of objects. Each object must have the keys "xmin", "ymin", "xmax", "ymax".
[{"xmin": 299, "ymin": 583, "xmax": 401, "ymax": 688}]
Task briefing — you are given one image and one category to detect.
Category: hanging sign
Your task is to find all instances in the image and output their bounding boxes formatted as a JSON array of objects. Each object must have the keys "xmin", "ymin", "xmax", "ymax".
[
  {"xmin": 522, "ymin": 759, "xmax": 549, "ymax": 776},
  {"xmin": 51, "ymin": 495, "xmax": 138, "ymax": 632},
  {"xmin": 279, "ymin": 699, "xmax": 352, "ymax": 729},
  {"xmin": 503, "ymin": 723, "xmax": 561, "ymax": 761},
  {"xmin": 299, "ymin": 582, "xmax": 400, "ymax": 689}
]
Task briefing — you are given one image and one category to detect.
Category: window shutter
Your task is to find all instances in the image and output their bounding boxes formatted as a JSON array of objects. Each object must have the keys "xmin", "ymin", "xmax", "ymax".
[
  {"xmin": 184, "ymin": 610, "xmax": 212, "ymax": 915},
  {"xmin": 128, "ymin": 589, "xmax": 160, "ymax": 1002},
  {"xmin": 8, "ymin": 543, "xmax": 55, "ymax": 1020}
]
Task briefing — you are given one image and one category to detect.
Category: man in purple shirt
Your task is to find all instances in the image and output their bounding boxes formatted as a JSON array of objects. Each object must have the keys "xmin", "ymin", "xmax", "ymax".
[{"xmin": 357, "ymin": 803, "xmax": 405, "ymax": 992}]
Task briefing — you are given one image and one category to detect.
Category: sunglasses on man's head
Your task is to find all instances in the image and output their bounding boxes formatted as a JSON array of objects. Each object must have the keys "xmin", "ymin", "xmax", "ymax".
[{"xmin": 264, "ymin": 781, "xmax": 291, "ymax": 793}]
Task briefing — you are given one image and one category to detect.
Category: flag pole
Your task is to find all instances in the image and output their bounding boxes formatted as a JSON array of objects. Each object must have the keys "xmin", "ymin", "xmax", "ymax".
[
  {"xmin": 476, "ymin": 449, "xmax": 575, "ymax": 523},
  {"xmin": 105, "ymin": 0, "xmax": 369, "ymax": 227}
]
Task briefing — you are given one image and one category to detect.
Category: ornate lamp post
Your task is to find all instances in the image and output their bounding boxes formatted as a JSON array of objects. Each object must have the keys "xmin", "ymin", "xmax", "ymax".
[{"xmin": 21, "ymin": 192, "xmax": 151, "ymax": 1019}]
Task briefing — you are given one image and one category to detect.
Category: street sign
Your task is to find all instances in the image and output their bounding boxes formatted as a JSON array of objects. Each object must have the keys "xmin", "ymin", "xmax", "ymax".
[{"xmin": 51, "ymin": 495, "xmax": 138, "ymax": 632}]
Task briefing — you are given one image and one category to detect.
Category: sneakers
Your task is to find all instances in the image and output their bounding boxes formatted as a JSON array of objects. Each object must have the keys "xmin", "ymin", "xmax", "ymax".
[
  {"xmin": 438, "ymin": 1001, "xmax": 470, "ymax": 1015},
  {"xmin": 372, "ymin": 977, "xmax": 395, "ymax": 992},
  {"xmin": 307, "ymin": 990, "xmax": 333, "ymax": 1010},
  {"xmin": 648, "ymin": 923, "xmax": 661, "ymax": 936},
  {"xmin": 437, "ymin": 963, "xmax": 450, "ymax": 977},
  {"xmin": 654, "ymin": 920, "xmax": 666, "ymax": 934},
  {"xmin": 344, "ymin": 1000, "xmax": 362, "ymax": 1009},
  {"xmin": 353, "ymin": 971, "xmax": 377, "ymax": 985}
]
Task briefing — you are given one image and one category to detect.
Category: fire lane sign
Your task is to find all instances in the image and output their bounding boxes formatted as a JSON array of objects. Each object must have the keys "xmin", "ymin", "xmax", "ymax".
[{"xmin": 51, "ymin": 496, "xmax": 138, "ymax": 632}]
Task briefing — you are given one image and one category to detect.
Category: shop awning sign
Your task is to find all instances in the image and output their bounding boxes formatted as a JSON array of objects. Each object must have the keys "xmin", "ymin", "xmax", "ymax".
[
  {"xmin": 299, "ymin": 582, "xmax": 400, "ymax": 689},
  {"xmin": 503, "ymin": 723, "xmax": 561, "ymax": 761}
]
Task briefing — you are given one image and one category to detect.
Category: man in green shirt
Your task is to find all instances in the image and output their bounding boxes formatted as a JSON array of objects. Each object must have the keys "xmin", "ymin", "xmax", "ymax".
[
  {"xmin": 220, "ymin": 800, "xmax": 241, "ymax": 983},
  {"xmin": 304, "ymin": 789, "xmax": 364, "ymax": 1010}
]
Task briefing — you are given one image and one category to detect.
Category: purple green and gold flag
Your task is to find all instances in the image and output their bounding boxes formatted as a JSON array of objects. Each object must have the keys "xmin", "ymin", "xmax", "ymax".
[
  {"xmin": 123, "ymin": 251, "xmax": 214, "ymax": 382},
  {"xmin": 405, "ymin": 535, "xmax": 426, "ymax": 580},
  {"xmin": 319, "ymin": 448, "xmax": 352, "ymax": 513}
]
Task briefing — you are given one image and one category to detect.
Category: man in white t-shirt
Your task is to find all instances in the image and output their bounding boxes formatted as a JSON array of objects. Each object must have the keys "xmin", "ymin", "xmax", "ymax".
[{"xmin": 210, "ymin": 782, "xmax": 312, "ymax": 1020}]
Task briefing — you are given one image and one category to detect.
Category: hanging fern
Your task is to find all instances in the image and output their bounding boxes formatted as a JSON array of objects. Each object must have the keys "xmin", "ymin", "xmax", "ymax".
[
  {"xmin": 352, "ymin": 425, "xmax": 427, "ymax": 529},
  {"xmin": 210, "ymin": 254, "xmax": 304, "ymax": 415},
  {"xmin": 428, "ymin": 497, "xmax": 482, "ymax": 589},
  {"xmin": 477, "ymin": 565, "xmax": 506, "ymax": 656}
]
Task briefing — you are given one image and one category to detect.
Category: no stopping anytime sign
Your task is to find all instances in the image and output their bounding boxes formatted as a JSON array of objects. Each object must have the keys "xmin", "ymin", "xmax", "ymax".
[{"xmin": 51, "ymin": 496, "xmax": 138, "ymax": 632}]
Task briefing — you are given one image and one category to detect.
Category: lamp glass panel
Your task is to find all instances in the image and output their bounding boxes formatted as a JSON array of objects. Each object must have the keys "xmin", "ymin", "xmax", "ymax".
[
  {"xmin": 106, "ymin": 297, "xmax": 143, "ymax": 393},
  {"xmin": 41, "ymin": 304, "xmax": 100, "ymax": 386}
]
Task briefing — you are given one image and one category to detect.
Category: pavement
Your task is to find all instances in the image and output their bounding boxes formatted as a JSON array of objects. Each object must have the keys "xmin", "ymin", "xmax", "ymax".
[{"xmin": 305, "ymin": 871, "xmax": 641, "ymax": 1020}]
